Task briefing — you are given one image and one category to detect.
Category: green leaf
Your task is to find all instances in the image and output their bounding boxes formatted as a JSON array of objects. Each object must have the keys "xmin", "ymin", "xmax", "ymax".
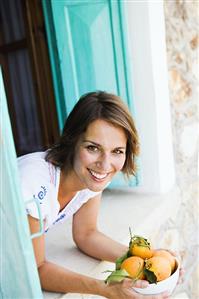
[
  {"xmin": 129, "ymin": 234, "xmax": 151, "ymax": 249},
  {"xmin": 143, "ymin": 268, "xmax": 157, "ymax": 284},
  {"xmin": 105, "ymin": 269, "xmax": 130, "ymax": 284},
  {"xmin": 115, "ymin": 251, "xmax": 129, "ymax": 270}
]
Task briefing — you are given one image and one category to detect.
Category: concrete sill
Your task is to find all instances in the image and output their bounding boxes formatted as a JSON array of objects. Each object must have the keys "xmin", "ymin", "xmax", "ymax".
[{"xmin": 43, "ymin": 185, "xmax": 181, "ymax": 299}]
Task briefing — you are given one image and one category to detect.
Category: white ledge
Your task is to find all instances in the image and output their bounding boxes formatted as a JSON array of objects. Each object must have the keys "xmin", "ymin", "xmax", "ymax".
[{"xmin": 43, "ymin": 186, "xmax": 181, "ymax": 299}]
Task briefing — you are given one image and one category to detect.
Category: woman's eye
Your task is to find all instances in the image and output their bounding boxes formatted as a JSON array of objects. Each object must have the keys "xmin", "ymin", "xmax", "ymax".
[
  {"xmin": 87, "ymin": 145, "xmax": 99, "ymax": 152},
  {"xmin": 113, "ymin": 149, "xmax": 124, "ymax": 155}
]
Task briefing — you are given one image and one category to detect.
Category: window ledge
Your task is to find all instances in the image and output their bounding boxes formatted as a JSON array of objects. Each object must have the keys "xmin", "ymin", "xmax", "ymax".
[{"xmin": 44, "ymin": 185, "xmax": 181, "ymax": 299}]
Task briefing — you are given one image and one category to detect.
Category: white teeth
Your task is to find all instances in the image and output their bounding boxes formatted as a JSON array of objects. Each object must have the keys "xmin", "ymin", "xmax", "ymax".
[{"xmin": 89, "ymin": 169, "xmax": 108, "ymax": 180}]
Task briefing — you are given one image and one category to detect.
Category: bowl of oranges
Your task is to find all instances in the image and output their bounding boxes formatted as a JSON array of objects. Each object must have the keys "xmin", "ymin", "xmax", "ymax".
[{"xmin": 105, "ymin": 229, "xmax": 180, "ymax": 295}]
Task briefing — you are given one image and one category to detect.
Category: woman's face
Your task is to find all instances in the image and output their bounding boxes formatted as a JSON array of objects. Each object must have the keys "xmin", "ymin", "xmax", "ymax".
[{"xmin": 72, "ymin": 119, "xmax": 127, "ymax": 192}]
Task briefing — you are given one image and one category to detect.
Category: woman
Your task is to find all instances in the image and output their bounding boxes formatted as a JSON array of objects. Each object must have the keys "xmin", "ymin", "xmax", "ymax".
[{"xmin": 18, "ymin": 91, "xmax": 170, "ymax": 298}]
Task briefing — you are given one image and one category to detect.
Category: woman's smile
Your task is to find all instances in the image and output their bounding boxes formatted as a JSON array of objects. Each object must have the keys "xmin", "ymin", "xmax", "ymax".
[{"xmin": 87, "ymin": 168, "xmax": 109, "ymax": 181}]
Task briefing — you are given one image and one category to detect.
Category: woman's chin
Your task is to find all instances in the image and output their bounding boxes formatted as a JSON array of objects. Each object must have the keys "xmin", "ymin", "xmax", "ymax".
[{"xmin": 87, "ymin": 181, "xmax": 108, "ymax": 192}]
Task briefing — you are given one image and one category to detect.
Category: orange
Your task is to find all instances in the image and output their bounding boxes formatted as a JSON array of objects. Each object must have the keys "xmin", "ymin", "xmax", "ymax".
[
  {"xmin": 152, "ymin": 250, "xmax": 176, "ymax": 272},
  {"xmin": 145, "ymin": 256, "xmax": 171, "ymax": 282},
  {"xmin": 129, "ymin": 234, "xmax": 153, "ymax": 259},
  {"xmin": 130, "ymin": 244, "xmax": 153, "ymax": 259},
  {"xmin": 121, "ymin": 256, "xmax": 145, "ymax": 280}
]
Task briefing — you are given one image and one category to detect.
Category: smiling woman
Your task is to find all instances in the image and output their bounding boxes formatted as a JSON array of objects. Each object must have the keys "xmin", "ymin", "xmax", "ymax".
[
  {"xmin": 17, "ymin": 91, "xmax": 169, "ymax": 299},
  {"xmin": 46, "ymin": 91, "xmax": 139, "ymax": 177}
]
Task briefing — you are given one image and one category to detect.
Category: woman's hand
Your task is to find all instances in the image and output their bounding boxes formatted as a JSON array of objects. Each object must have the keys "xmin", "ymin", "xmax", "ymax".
[
  {"xmin": 166, "ymin": 249, "xmax": 185, "ymax": 285},
  {"xmin": 105, "ymin": 279, "xmax": 170, "ymax": 299},
  {"xmin": 153, "ymin": 248, "xmax": 185, "ymax": 285}
]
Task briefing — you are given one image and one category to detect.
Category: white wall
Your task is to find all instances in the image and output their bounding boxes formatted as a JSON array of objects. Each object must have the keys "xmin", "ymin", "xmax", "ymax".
[{"xmin": 124, "ymin": 0, "xmax": 176, "ymax": 193}]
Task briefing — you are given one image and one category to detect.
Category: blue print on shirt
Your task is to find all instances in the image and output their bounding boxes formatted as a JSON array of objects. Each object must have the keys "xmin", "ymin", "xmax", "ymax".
[
  {"xmin": 53, "ymin": 213, "xmax": 66, "ymax": 225},
  {"xmin": 33, "ymin": 186, "xmax": 47, "ymax": 203},
  {"xmin": 38, "ymin": 186, "xmax": 47, "ymax": 200}
]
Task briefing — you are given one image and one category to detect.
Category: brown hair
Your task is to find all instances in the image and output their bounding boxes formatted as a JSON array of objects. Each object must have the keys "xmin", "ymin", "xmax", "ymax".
[{"xmin": 45, "ymin": 91, "xmax": 139, "ymax": 177}]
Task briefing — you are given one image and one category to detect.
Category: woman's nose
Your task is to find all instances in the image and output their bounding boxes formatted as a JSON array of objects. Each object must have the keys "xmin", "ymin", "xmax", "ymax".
[{"xmin": 96, "ymin": 153, "xmax": 111, "ymax": 171}]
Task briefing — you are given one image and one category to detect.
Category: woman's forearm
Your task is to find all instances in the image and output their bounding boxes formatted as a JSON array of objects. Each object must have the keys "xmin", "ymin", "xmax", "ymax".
[
  {"xmin": 38, "ymin": 260, "xmax": 108, "ymax": 296},
  {"xmin": 74, "ymin": 230, "xmax": 128, "ymax": 262}
]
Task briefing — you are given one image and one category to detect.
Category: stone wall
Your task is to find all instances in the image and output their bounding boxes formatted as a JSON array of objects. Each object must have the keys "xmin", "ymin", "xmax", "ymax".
[{"xmin": 163, "ymin": 1, "xmax": 198, "ymax": 298}]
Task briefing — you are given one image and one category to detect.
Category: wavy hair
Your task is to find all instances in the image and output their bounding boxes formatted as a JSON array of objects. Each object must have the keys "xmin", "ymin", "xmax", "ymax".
[{"xmin": 45, "ymin": 91, "xmax": 139, "ymax": 177}]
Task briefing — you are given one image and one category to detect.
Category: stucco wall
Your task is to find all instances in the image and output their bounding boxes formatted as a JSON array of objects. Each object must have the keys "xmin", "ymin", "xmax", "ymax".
[
  {"xmin": 122, "ymin": 1, "xmax": 198, "ymax": 296},
  {"xmin": 163, "ymin": 1, "xmax": 198, "ymax": 297},
  {"xmin": 164, "ymin": 0, "xmax": 198, "ymax": 183}
]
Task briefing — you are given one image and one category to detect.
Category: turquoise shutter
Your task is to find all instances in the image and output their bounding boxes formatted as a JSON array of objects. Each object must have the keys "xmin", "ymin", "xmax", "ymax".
[
  {"xmin": 42, "ymin": 0, "xmax": 138, "ymax": 187},
  {"xmin": 0, "ymin": 68, "xmax": 42, "ymax": 298}
]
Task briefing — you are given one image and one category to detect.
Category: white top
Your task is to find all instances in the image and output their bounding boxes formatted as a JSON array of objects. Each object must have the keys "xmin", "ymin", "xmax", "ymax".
[{"xmin": 18, "ymin": 152, "xmax": 101, "ymax": 232}]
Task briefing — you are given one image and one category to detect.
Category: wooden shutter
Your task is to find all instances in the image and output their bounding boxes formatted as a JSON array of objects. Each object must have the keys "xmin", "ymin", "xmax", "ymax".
[{"xmin": 42, "ymin": 0, "xmax": 138, "ymax": 187}]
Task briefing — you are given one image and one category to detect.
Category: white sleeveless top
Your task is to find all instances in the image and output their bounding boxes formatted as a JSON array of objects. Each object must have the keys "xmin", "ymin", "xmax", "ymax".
[{"xmin": 17, "ymin": 152, "xmax": 101, "ymax": 232}]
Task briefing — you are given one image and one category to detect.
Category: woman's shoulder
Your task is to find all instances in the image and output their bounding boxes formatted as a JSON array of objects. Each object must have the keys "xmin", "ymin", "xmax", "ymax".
[
  {"xmin": 18, "ymin": 151, "xmax": 47, "ymax": 167},
  {"xmin": 17, "ymin": 151, "xmax": 60, "ymax": 187},
  {"xmin": 17, "ymin": 152, "xmax": 60, "ymax": 220},
  {"xmin": 18, "ymin": 151, "xmax": 52, "ymax": 174}
]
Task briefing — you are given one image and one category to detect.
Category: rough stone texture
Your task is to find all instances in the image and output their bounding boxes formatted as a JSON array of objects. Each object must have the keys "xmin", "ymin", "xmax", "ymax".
[{"xmin": 163, "ymin": 1, "xmax": 199, "ymax": 298}]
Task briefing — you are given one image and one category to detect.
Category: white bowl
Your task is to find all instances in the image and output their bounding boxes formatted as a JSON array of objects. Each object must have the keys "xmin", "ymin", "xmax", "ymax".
[{"xmin": 132, "ymin": 259, "xmax": 180, "ymax": 295}]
